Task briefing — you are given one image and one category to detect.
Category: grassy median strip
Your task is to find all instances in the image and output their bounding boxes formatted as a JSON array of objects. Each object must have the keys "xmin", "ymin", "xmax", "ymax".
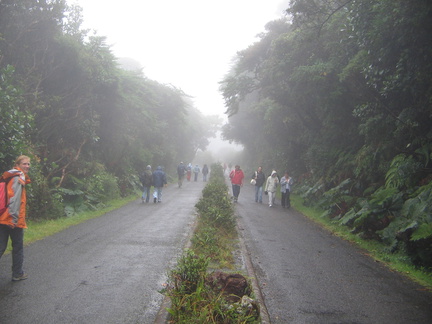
[{"xmin": 162, "ymin": 164, "xmax": 260, "ymax": 323}]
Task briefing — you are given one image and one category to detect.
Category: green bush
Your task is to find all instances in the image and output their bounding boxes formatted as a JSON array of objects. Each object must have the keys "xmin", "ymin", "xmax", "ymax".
[{"xmin": 168, "ymin": 249, "xmax": 209, "ymax": 295}]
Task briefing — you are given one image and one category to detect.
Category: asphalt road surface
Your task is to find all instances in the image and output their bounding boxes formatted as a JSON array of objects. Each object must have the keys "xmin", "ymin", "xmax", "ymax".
[
  {"xmin": 235, "ymin": 184, "xmax": 432, "ymax": 324},
  {"xmin": 0, "ymin": 180, "xmax": 206, "ymax": 324},
  {"xmin": 1, "ymin": 178, "xmax": 431, "ymax": 324}
]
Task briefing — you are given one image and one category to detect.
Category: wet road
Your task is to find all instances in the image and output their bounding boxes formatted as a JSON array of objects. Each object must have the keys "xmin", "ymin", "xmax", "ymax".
[
  {"xmin": 0, "ymin": 180, "xmax": 205, "ymax": 324},
  {"xmin": 2, "ymin": 178, "xmax": 431, "ymax": 324},
  {"xmin": 235, "ymin": 184, "xmax": 432, "ymax": 324}
]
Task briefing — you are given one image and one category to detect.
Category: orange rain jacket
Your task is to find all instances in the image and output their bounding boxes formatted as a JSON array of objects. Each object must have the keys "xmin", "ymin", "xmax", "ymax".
[{"xmin": 0, "ymin": 167, "xmax": 31, "ymax": 229}]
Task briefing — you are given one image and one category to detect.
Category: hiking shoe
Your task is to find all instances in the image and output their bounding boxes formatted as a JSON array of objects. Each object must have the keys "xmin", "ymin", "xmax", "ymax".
[{"xmin": 12, "ymin": 273, "xmax": 28, "ymax": 281}]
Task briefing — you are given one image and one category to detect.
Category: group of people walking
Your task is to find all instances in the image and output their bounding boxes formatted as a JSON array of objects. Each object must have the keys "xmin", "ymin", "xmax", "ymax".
[
  {"xmin": 140, "ymin": 162, "xmax": 209, "ymax": 202},
  {"xmin": 229, "ymin": 164, "xmax": 293, "ymax": 207},
  {"xmin": 139, "ymin": 165, "xmax": 167, "ymax": 203},
  {"xmin": 176, "ymin": 162, "xmax": 209, "ymax": 188}
]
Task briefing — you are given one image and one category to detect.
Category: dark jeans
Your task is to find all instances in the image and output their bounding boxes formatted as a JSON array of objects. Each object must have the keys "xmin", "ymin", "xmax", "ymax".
[
  {"xmin": 0, "ymin": 225, "xmax": 24, "ymax": 276},
  {"xmin": 281, "ymin": 190, "xmax": 291, "ymax": 208},
  {"xmin": 232, "ymin": 184, "xmax": 241, "ymax": 200}
]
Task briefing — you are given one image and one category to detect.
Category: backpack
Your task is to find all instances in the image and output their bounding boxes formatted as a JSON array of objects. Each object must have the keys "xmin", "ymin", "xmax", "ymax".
[
  {"xmin": 0, "ymin": 175, "xmax": 17, "ymax": 215},
  {"xmin": 140, "ymin": 171, "xmax": 152, "ymax": 186}
]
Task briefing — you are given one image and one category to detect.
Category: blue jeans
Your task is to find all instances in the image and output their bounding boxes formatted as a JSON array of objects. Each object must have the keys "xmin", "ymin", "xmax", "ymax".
[
  {"xmin": 142, "ymin": 186, "xmax": 151, "ymax": 202},
  {"xmin": 0, "ymin": 225, "xmax": 24, "ymax": 277},
  {"xmin": 153, "ymin": 187, "xmax": 163, "ymax": 202},
  {"xmin": 255, "ymin": 185, "xmax": 263, "ymax": 203}
]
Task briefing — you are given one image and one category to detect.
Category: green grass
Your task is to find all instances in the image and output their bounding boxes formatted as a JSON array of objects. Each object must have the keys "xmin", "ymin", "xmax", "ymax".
[
  {"xmin": 4, "ymin": 194, "xmax": 138, "ymax": 253},
  {"xmin": 164, "ymin": 165, "xmax": 260, "ymax": 323},
  {"xmin": 291, "ymin": 194, "xmax": 432, "ymax": 290}
]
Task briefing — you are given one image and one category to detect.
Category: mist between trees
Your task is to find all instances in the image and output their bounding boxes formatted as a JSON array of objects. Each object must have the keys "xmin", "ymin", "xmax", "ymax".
[
  {"xmin": 1, "ymin": 1, "xmax": 432, "ymax": 270},
  {"xmin": 219, "ymin": 0, "xmax": 432, "ymax": 270}
]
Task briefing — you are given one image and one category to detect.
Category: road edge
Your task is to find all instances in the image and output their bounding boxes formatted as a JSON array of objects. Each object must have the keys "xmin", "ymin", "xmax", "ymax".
[{"xmin": 236, "ymin": 217, "xmax": 272, "ymax": 324}]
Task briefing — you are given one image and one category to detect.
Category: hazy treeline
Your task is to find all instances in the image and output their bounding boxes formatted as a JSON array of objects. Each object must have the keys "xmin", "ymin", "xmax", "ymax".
[
  {"xmin": 0, "ymin": 1, "xmax": 217, "ymax": 219},
  {"xmin": 220, "ymin": 0, "xmax": 432, "ymax": 269}
]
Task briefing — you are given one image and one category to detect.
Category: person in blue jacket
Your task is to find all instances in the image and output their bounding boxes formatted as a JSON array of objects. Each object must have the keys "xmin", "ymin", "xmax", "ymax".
[{"xmin": 152, "ymin": 166, "xmax": 167, "ymax": 203}]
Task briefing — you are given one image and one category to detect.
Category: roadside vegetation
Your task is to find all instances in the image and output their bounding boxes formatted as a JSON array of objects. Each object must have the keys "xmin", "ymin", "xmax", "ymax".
[
  {"xmin": 163, "ymin": 164, "xmax": 260, "ymax": 324},
  {"xmin": 1, "ymin": 1, "xmax": 219, "ymax": 223}
]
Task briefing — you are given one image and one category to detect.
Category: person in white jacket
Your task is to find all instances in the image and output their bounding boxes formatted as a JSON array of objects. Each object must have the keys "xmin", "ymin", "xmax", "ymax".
[{"xmin": 265, "ymin": 170, "xmax": 279, "ymax": 207}]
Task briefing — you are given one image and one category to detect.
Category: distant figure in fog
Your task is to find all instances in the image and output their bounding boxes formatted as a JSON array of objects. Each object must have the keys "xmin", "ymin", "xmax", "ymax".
[
  {"xmin": 202, "ymin": 164, "xmax": 209, "ymax": 181},
  {"xmin": 193, "ymin": 164, "xmax": 200, "ymax": 182},
  {"xmin": 177, "ymin": 162, "xmax": 186, "ymax": 188},
  {"xmin": 140, "ymin": 165, "xmax": 153, "ymax": 203},
  {"xmin": 186, "ymin": 163, "xmax": 192, "ymax": 181},
  {"xmin": 229, "ymin": 165, "xmax": 244, "ymax": 203},
  {"xmin": 152, "ymin": 166, "xmax": 167, "ymax": 203},
  {"xmin": 265, "ymin": 170, "xmax": 279, "ymax": 207}
]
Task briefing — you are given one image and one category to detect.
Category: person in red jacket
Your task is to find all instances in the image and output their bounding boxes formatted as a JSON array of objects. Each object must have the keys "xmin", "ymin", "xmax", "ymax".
[
  {"xmin": 0, "ymin": 155, "xmax": 31, "ymax": 281},
  {"xmin": 229, "ymin": 165, "xmax": 244, "ymax": 203}
]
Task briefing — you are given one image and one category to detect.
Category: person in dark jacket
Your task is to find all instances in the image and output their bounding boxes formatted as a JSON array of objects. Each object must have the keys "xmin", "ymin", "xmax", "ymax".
[
  {"xmin": 152, "ymin": 166, "xmax": 167, "ymax": 203},
  {"xmin": 202, "ymin": 164, "xmax": 209, "ymax": 182},
  {"xmin": 140, "ymin": 165, "xmax": 153, "ymax": 203},
  {"xmin": 177, "ymin": 162, "xmax": 186, "ymax": 188},
  {"xmin": 252, "ymin": 166, "xmax": 266, "ymax": 203}
]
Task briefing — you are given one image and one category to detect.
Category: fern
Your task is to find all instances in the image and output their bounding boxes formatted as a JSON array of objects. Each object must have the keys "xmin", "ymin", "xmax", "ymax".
[{"xmin": 411, "ymin": 223, "xmax": 432, "ymax": 241}]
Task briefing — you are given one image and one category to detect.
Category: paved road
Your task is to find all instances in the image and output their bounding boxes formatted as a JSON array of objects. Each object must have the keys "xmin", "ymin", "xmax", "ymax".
[
  {"xmin": 0, "ymin": 180, "xmax": 205, "ymax": 324},
  {"xmin": 234, "ymin": 184, "xmax": 432, "ymax": 324},
  {"xmin": 2, "ymin": 178, "xmax": 431, "ymax": 324}
]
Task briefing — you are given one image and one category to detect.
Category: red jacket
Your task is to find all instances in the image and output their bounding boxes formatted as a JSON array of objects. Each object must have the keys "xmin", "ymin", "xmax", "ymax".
[
  {"xmin": 0, "ymin": 167, "xmax": 31, "ymax": 229},
  {"xmin": 229, "ymin": 169, "xmax": 244, "ymax": 185}
]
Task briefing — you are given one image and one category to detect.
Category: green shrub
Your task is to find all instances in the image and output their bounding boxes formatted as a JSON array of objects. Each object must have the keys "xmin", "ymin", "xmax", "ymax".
[{"xmin": 168, "ymin": 249, "xmax": 209, "ymax": 295}]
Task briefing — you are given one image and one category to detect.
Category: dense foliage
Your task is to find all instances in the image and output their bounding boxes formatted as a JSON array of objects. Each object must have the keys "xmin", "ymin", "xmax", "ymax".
[
  {"xmin": 0, "ymin": 0, "xmax": 217, "ymax": 219},
  {"xmin": 220, "ymin": 0, "xmax": 432, "ymax": 269}
]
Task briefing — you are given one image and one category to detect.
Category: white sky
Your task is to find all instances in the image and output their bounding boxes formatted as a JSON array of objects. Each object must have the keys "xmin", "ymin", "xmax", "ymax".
[{"xmin": 72, "ymin": 0, "xmax": 288, "ymax": 117}]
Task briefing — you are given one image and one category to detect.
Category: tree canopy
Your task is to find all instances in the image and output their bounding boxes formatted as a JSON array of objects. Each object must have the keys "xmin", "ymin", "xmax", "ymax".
[{"xmin": 0, "ymin": 0, "xmax": 218, "ymax": 219}]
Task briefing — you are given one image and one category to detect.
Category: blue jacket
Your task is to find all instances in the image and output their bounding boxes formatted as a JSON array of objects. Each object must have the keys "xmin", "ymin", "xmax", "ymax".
[{"xmin": 152, "ymin": 166, "xmax": 167, "ymax": 187}]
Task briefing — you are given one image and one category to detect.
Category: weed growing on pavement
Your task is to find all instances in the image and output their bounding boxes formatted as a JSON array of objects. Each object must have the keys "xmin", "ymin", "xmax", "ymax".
[{"xmin": 164, "ymin": 164, "xmax": 260, "ymax": 323}]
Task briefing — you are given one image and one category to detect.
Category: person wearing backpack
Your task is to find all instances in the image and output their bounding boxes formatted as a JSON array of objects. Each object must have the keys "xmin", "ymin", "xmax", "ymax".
[
  {"xmin": 0, "ymin": 155, "xmax": 31, "ymax": 281},
  {"xmin": 177, "ymin": 162, "xmax": 186, "ymax": 188},
  {"xmin": 140, "ymin": 165, "xmax": 153, "ymax": 203}
]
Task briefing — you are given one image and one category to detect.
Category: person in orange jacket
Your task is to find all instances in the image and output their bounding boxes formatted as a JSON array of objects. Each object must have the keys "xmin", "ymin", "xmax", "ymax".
[{"xmin": 0, "ymin": 155, "xmax": 31, "ymax": 281}]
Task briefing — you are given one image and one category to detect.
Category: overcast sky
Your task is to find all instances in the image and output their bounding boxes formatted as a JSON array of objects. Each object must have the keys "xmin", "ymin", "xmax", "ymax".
[{"xmin": 72, "ymin": 0, "xmax": 288, "ymax": 117}]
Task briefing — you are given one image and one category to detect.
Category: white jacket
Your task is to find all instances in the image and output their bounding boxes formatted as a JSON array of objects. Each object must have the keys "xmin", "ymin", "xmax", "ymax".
[{"xmin": 265, "ymin": 171, "xmax": 279, "ymax": 193}]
